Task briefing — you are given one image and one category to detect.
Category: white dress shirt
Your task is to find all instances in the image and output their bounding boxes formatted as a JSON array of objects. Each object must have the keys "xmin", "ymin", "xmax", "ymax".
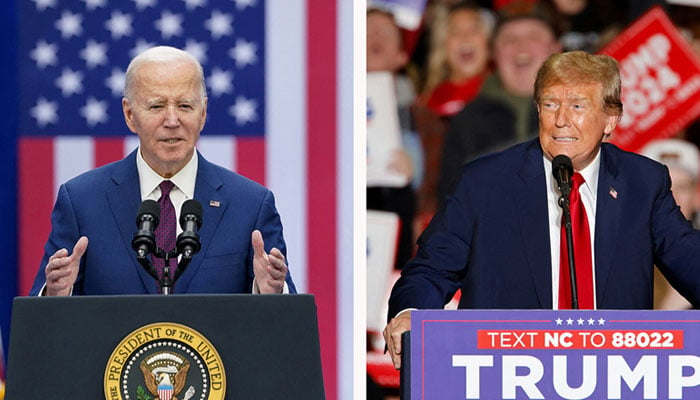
[
  {"xmin": 544, "ymin": 150, "xmax": 600, "ymax": 309},
  {"xmin": 136, "ymin": 148, "xmax": 197, "ymax": 236}
]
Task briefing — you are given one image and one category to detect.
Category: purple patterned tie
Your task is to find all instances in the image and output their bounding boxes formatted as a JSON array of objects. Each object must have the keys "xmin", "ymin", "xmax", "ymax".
[{"xmin": 154, "ymin": 180, "xmax": 177, "ymax": 292}]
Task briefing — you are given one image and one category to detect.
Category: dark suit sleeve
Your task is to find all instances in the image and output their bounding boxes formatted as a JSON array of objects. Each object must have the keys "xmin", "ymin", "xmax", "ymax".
[
  {"xmin": 250, "ymin": 190, "xmax": 297, "ymax": 293},
  {"xmin": 649, "ymin": 166, "xmax": 700, "ymax": 307},
  {"xmin": 388, "ymin": 170, "xmax": 476, "ymax": 317},
  {"xmin": 29, "ymin": 183, "xmax": 85, "ymax": 296}
]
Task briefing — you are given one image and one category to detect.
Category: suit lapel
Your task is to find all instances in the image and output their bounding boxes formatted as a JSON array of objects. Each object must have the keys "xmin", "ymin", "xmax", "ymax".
[
  {"xmin": 514, "ymin": 140, "xmax": 553, "ymax": 308},
  {"xmin": 174, "ymin": 153, "xmax": 227, "ymax": 292},
  {"xmin": 105, "ymin": 150, "xmax": 157, "ymax": 293},
  {"xmin": 593, "ymin": 145, "xmax": 623, "ymax": 305}
]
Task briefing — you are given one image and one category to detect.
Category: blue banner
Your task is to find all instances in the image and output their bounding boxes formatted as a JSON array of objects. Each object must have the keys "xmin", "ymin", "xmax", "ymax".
[{"xmin": 412, "ymin": 309, "xmax": 700, "ymax": 399}]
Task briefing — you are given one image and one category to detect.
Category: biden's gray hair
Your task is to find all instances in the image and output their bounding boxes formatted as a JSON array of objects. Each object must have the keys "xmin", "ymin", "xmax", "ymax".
[{"xmin": 123, "ymin": 46, "xmax": 207, "ymax": 101}]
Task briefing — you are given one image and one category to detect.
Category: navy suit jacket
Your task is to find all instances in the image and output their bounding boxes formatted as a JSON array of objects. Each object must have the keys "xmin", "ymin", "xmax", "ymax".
[
  {"xmin": 30, "ymin": 150, "xmax": 296, "ymax": 295},
  {"xmin": 389, "ymin": 139, "xmax": 700, "ymax": 315}
]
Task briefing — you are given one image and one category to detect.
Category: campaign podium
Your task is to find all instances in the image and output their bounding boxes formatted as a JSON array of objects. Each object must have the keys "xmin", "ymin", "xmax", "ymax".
[
  {"xmin": 402, "ymin": 309, "xmax": 700, "ymax": 399},
  {"xmin": 5, "ymin": 294, "xmax": 325, "ymax": 399}
]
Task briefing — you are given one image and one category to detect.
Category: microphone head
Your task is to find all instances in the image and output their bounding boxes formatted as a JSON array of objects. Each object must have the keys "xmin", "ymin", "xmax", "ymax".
[
  {"xmin": 180, "ymin": 199, "xmax": 203, "ymax": 229},
  {"xmin": 136, "ymin": 199, "xmax": 160, "ymax": 226},
  {"xmin": 552, "ymin": 154, "xmax": 573, "ymax": 174},
  {"xmin": 552, "ymin": 154, "xmax": 573, "ymax": 197}
]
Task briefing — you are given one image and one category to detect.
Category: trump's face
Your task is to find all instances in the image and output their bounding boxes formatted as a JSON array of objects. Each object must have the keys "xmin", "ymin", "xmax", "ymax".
[
  {"xmin": 122, "ymin": 60, "xmax": 207, "ymax": 178},
  {"xmin": 538, "ymin": 82, "xmax": 619, "ymax": 171}
]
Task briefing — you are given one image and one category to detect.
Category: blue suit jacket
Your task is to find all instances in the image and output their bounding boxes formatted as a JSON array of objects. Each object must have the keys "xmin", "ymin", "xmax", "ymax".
[
  {"xmin": 30, "ymin": 150, "xmax": 296, "ymax": 295},
  {"xmin": 389, "ymin": 139, "xmax": 700, "ymax": 315}
]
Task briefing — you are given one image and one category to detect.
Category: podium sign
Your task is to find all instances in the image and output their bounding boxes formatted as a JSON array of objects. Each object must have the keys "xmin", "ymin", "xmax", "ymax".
[
  {"xmin": 410, "ymin": 310, "xmax": 700, "ymax": 399},
  {"xmin": 6, "ymin": 294, "xmax": 324, "ymax": 399}
]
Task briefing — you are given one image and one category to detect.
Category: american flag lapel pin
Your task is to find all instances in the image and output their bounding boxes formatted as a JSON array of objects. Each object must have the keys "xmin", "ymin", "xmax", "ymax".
[
  {"xmin": 209, "ymin": 200, "xmax": 221, "ymax": 207},
  {"xmin": 609, "ymin": 187, "xmax": 618, "ymax": 199}
]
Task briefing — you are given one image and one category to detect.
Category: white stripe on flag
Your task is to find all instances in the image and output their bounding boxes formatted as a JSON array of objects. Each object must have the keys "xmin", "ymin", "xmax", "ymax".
[
  {"xmin": 55, "ymin": 136, "xmax": 94, "ymax": 197},
  {"xmin": 266, "ymin": 0, "xmax": 308, "ymax": 294},
  {"xmin": 338, "ymin": 0, "xmax": 356, "ymax": 399},
  {"xmin": 197, "ymin": 136, "xmax": 235, "ymax": 170},
  {"xmin": 124, "ymin": 136, "xmax": 140, "ymax": 157}
]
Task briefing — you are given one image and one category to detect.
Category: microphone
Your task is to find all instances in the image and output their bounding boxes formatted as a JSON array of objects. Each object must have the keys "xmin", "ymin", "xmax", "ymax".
[
  {"xmin": 552, "ymin": 154, "xmax": 579, "ymax": 309},
  {"xmin": 552, "ymin": 154, "xmax": 573, "ymax": 198},
  {"xmin": 132, "ymin": 199, "xmax": 160, "ymax": 258},
  {"xmin": 177, "ymin": 199, "xmax": 203, "ymax": 258}
]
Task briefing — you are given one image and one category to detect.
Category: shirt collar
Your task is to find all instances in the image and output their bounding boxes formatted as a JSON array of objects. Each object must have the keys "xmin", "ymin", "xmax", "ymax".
[
  {"xmin": 136, "ymin": 148, "xmax": 198, "ymax": 200},
  {"xmin": 543, "ymin": 147, "xmax": 601, "ymax": 198},
  {"xmin": 576, "ymin": 149, "xmax": 601, "ymax": 198}
]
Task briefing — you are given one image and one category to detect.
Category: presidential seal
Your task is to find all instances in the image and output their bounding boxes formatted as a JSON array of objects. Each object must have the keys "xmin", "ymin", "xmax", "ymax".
[{"xmin": 104, "ymin": 322, "xmax": 225, "ymax": 400}]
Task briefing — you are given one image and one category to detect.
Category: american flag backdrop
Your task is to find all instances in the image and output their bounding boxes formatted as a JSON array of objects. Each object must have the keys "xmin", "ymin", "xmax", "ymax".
[{"xmin": 3, "ymin": 0, "xmax": 355, "ymax": 399}]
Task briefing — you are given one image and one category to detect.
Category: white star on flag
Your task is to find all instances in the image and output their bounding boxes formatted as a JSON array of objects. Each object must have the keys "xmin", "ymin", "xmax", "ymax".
[
  {"xmin": 132, "ymin": 0, "xmax": 156, "ymax": 11},
  {"xmin": 229, "ymin": 96, "xmax": 257, "ymax": 126},
  {"xmin": 183, "ymin": 0, "xmax": 207, "ymax": 10},
  {"xmin": 105, "ymin": 11, "xmax": 134, "ymax": 39},
  {"xmin": 31, "ymin": 0, "xmax": 57, "ymax": 12},
  {"xmin": 83, "ymin": 0, "xmax": 107, "ymax": 11},
  {"xmin": 184, "ymin": 39, "xmax": 208, "ymax": 64},
  {"xmin": 30, "ymin": 40, "xmax": 58, "ymax": 69},
  {"xmin": 130, "ymin": 39, "xmax": 157, "ymax": 58},
  {"xmin": 207, "ymin": 68, "xmax": 234, "ymax": 97},
  {"xmin": 154, "ymin": 10, "xmax": 183, "ymax": 39},
  {"xmin": 229, "ymin": 39, "xmax": 257, "ymax": 68},
  {"xmin": 30, "ymin": 98, "xmax": 59, "ymax": 127},
  {"xmin": 55, "ymin": 68, "xmax": 84, "ymax": 97},
  {"xmin": 233, "ymin": 0, "xmax": 257, "ymax": 10},
  {"xmin": 105, "ymin": 69, "xmax": 126, "ymax": 97},
  {"xmin": 80, "ymin": 40, "xmax": 108, "ymax": 69},
  {"xmin": 80, "ymin": 97, "xmax": 109, "ymax": 127},
  {"xmin": 55, "ymin": 11, "xmax": 83, "ymax": 39},
  {"xmin": 205, "ymin": 10, "xmax": 233, "ymax": 40}
]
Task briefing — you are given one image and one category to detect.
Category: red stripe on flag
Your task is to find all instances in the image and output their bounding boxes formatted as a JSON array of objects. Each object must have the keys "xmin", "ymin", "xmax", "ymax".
[
  {"xmin": 95, "ymin": 137, "xmax": 128, "ymax": 167},
  {"xmin": 235, "ymin": 137, "xmax": 266, "ymax": 186},
  {"xmin": 307, "ymin": 0, "xmax": 337, "ymax": 397},
  {"xmin": 18, "ymin": 138, "xmax": 55, "ymax": 295}
]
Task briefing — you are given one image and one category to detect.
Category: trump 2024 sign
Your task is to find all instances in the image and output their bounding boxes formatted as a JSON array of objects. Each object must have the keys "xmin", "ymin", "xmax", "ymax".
[
  {"xmin": 411, "ymin": 310, "xmax": 700, "ymax": 399},
  {"xmin": 599, "ymin": 6, "xmax": 700, "ymax": 152}
]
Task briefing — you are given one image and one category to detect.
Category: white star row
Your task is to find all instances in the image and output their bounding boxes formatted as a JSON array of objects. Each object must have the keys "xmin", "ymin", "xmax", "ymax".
[
  {"xmin": 30, "ymin": 96, "xmax": 108, "ymax": 128},
  {"xmin": 555, "ymin": 317, "xmax": 606, "ymax": 326},
  {"xmin": 49, "ymin": 64, "xmax": 243, "ymax": 100},
  {"xmin": 31, "ymin": 0, "xmax": 259, "ymax": 12},
  {"xmin": 49, "ymin": 9, "xmax": 243, "ymax": 41},
  {"xmin": 29, "ymin": 96, "xmax": 258, "ymax": 127},
  {"xmin": 29, "ymin": 38, "xmax": 257, "ymax": 71}
]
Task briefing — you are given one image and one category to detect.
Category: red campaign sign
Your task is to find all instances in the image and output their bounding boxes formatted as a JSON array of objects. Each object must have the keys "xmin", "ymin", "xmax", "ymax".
[{"xmin": 599, "ymin": 6, "xmax": 700, "ymax": 152}]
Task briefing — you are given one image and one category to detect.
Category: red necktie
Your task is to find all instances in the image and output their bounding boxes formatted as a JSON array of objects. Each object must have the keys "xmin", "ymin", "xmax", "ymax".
[
  {"xmin": 154, "ymin": 180, "xmax": 177, "ymax": 292},
  {"xmin": 559, "ymin": 173, "xmax": 594, "ymax": 309}
]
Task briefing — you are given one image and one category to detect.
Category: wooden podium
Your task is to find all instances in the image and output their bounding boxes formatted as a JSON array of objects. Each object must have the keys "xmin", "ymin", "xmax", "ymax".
[{"xmin": 5, "ymin": 294, "xmax": 324, "ymax": 399}]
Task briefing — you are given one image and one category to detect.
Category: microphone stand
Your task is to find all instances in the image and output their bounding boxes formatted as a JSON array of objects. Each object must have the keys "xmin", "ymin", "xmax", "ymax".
[
  {"xmin": 558, "ymin": 188, "xmax": 579, "ymax": 310},
  {"xmin": 135, "ymin": 248, "xmax": 194, "ymax": 295}
]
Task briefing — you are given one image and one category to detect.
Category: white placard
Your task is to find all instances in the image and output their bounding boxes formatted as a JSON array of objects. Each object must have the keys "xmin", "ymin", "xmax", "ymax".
[
  {"xmin": 366, "ymin": 210, "xmax": 400, "ymax": 333},
  {"xmin": 367, "ymin": 71, "xmax": 409, "ymax": 187}
]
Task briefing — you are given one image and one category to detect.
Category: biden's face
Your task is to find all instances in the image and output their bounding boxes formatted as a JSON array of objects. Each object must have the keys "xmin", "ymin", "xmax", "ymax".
[
  {"xmin": 122, "ymin": 59, "xmax": 207, "ymax": 178},
  {"xmin": 537, "ymin": 82, "xmax": 619, "ymax": 171}
]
